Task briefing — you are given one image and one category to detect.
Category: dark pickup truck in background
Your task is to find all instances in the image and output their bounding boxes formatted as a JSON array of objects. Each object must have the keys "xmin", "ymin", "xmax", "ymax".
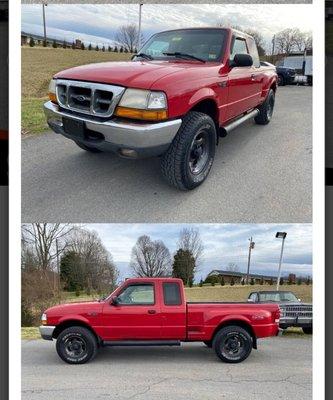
[{"xmin": 248, "ymin": 290, "xmax": 312, "ymax": 334}]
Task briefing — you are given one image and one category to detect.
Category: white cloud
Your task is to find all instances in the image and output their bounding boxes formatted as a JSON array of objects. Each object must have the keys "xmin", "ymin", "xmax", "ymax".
[{"xmin": 22, "ymin": 4, "xmax": 313, "ymax": 50}]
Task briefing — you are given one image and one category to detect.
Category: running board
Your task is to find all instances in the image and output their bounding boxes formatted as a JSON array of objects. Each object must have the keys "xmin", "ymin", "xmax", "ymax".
[
  {"xmin": 103, "ymin": 340, "xmax": 181, "ymax": 347},
  {"xmin": 220, "ymin": 109, "xmax": 259, "ymax": 136}
]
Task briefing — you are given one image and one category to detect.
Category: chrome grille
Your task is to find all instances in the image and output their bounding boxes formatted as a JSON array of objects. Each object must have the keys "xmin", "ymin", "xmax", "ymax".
[
  {"xmin": 280, "ymin": 305, "xmax": 312, "ymax": 318},
  {"xmin": 55, "ymin": 79, "xmax": 125, "ymax": 118}
]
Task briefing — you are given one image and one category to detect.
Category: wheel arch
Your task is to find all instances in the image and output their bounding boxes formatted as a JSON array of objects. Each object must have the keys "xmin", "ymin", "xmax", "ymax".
[
  {"xmin": 211, "ymin": 318, "xmax": 257, "ymax": 349},
  {"xmin": 53, "ymin": 319, "xmax": 100, "ymax": 344}
]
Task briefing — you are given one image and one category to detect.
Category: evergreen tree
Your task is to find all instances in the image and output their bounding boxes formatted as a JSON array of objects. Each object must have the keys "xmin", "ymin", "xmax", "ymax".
[
  {"xmin": 172, "ymin": 249, "xmax": 195, "ymax": 287},
  {"xmin": 62, "ymin": 40, "xmax": 67, "ymax": 49},
  {"xmin": 95, "ymin": 45, "xmax": 99, "ymax": 51},
  {"xmin": 250, "ymin": 277, "xmax": 255, "ymax": 285},
  {"xmin": 120, "ymin": 46, "xmax": 124, "ymax": 53},
  {"xmin": 88, "ymin": 43, "xmax": 92, "ymax": 51},
  {"xmin": 29, "ymin": 37, "xmax": 35, "ymax": 47},
  {"xmin": 81, "ymin": 42, "xmax": 85, "ymax": 50},
  {"xmin": 102, "ymin": 45, "xmax": 105, "ymax": 52},
  {"xmin": 72, "ymin": 41, "xmax": 76, "ymax": 50},
  {"xmin": 199, "ymin": 279, "xmax": 203, "ymax": 287},
  {"xmin": 297, "ymin": 277, "xmax": 302, "ymax": 285},
  {"xmin": 230, "ymin": 277, "xmax": 235, "ymax": 286},
  {"xmin": 52, "ymin": 40, "xmax": 57, "ymax": 49},
  {"xmin": 42, "ymin": 39, "xmax": 47, "ymax": 47},
  {"xmin": 114, "ymin": 46, "xmax": 118, "ymax": 53},
  {"xmin": 280, "ymin": 277, "xmax": 284, "ymax": 286},
  {"xmin": 220, "ymin": 277, "xmax": 225, "ymax": 286},
  {"xmin": 108, "ymin": 46, "xmax": 112, "ymax": 52}
]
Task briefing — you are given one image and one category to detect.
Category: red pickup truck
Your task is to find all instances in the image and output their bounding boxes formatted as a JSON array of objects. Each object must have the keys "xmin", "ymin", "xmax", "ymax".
[
  {"xmin": 40, "ymin": 278, "xmax": 281, "ymax": 364},
  {"xmin": 44, "ymin": 27, "xmax": 277, "ymax": 190}
]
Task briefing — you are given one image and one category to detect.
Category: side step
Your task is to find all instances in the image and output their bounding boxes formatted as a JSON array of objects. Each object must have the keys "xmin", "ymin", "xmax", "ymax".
[
  {"xmin": 220, "ymin": 109, "xmax": 259, "ymax": 136},
  {"xmin": 103, "ymin": 340, "xmax": 181, "ymax": 347}
]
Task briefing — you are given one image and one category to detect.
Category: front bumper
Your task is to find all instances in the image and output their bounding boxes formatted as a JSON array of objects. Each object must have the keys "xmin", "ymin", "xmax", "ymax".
[
  {"xmin": 39, "ymin": 325, "xmax": 55, "ymax": 341},
  {"xmin": 44, "ymin": 101, "xmax": 182, "ymax": 158},
  {"xmin": 280, "ymin": 317, "xmax": 312, "ymax": 329}
]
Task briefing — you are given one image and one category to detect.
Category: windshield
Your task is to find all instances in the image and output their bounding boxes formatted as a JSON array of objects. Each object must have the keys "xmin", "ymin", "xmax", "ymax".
[
  {"xmin": 137, "ymin": 29, "xmax": 227, "ymax": 62},
  {"xmin": 259, "ymin": 292, "xmax": 299, "ymax": 302}
]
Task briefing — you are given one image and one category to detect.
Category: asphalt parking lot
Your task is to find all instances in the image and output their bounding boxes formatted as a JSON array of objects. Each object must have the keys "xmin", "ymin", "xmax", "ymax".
[
  {"xmin": 22, "ymin": 86, "xmax": 312, "ymax": 223},
  {"xmin": 22, "ymin": 337, "xmax": 312, "ymax": 400}
]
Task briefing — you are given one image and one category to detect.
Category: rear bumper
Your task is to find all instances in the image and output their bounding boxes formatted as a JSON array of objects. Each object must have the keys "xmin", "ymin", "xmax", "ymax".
[
  {"xmin": 254, "ymin": 323, "xmax": 280, "ymax": 338},
  {"xmin": 44, "ymin": 101, "xmax": 182, "ymax": 158},
  {"xmin": 39, "ymin": 325, "xmax": 55, "ymax": 341}
]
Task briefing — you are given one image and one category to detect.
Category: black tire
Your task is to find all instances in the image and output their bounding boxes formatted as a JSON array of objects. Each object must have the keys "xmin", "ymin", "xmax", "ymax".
[
  {"xmin": 56, "ymin": 326, "xmax": 98, "ymax": 364},
  {"xmin": 302, "ymin": 326, "xmax": 312, "ymax": 335},
  {"xmin": 213, "ymin": 325, "xmax": 253, "ymax": 363},
  {"xmin": 203, "ymin": 340, "xmax": 212, "ymax": 348},
  {"xmin": 75, "ymin": 141, "xmax": 102, "ymax": 153},
  {"xmin": 254, "ymin": 89, "xmax": 275, "ymax": 125},
  {"xmin": 278, "ymin": 74, "xmax": 285, "ymax": 86},
  {"xmin": 161, "ymin": 111, "xmax": 216, "ymax": 190}
]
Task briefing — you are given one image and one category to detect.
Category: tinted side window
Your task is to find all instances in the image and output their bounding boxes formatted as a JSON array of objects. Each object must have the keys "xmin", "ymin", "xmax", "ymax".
[
  {"xmin": 163, "ymin": 283, "xmax": 182, "ymax": 305},
  {"xmin": 247, "ymin": 37, "xmax": 260, "ymax": 68},
  {"xmin": 230, "ymin": 38, "xmax": 248, "ymax": 60}
]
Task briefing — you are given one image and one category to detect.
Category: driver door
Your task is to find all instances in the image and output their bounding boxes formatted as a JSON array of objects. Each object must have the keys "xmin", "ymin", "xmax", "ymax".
[{"xmin": 101, "ymin": 282, "xmax": 162, "ymax": 340}]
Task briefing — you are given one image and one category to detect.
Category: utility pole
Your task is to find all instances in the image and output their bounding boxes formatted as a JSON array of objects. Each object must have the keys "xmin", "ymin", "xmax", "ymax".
[
  {"xmin": 42, "ymin": 2, "xmax": 47, "ymax": 45},
  {"xmin": 56, "ymin": 238, "xmax": 60, "ymax": 296},
  {"xmin": 276, "ymin": 232, "xmax": 287, "ymax": 290},
  {"xmin": 137, "ymin": 3, "xmax": 143, "ymax": 50},
  {"xmin": 246, "ymin": 237, "xmax": 255, "ymax": 284},
  {"xmin": 271, "ymin": 34, "xmax": 275, "ymax": 56}
]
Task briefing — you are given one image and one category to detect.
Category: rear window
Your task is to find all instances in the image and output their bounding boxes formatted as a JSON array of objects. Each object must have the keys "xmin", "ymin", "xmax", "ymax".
[{"xmin": 163, "ymin": 282, "xmax": 182, "ymax": 305}]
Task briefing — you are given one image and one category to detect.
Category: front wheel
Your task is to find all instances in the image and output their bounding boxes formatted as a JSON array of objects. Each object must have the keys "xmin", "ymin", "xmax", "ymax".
[
  {"xmin": 161, "ymin": 111, "xmax": 216, "ymax": 190},
  {"xmin": 254, "ymin": 89, "xmax": 275, "ymax": 125},
  {"xmin": 278, "ymin": 74, "xmax": 285, "ymax": 86},
  {"xmin": 213, "ymin": 326, "xmax": 253, "ymax": 363},
  {"xmin": 56, "ymin": 326, "xmax": 98, "ymax": 364}
]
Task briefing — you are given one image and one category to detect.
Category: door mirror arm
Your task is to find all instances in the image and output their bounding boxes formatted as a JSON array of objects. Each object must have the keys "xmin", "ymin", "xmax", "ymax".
[{"xmin": 111, "ymin": 296, "xmax": 119, "ymax": 306}]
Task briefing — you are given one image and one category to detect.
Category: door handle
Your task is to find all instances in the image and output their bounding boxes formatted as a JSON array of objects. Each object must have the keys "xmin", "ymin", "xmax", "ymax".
[{"xmin": 148, "ymin": 309, "xmax": 156, "ymax": 314}]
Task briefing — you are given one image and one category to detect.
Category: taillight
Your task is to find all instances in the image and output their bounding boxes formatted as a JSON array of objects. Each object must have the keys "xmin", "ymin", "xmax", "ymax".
[{"xmin": 274, "ymin": 308, "xmax": 281, "ymax": 323}]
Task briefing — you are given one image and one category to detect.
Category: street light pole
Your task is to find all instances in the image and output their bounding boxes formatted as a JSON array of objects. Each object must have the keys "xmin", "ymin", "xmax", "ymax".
[
  {"xmin": 275, "ymin": 232, "xmax": 287, "ymax": 290},
  {"xmin": 137, "ymin": 3, "xmax": 143, "ymax": 50},
  {"xmin": 42, "ymin": 2, "xmax": 47, "ymax": 45},
  {"xmin": 246, "ymin": 237, "xmax": 255, "ymax": 284}
]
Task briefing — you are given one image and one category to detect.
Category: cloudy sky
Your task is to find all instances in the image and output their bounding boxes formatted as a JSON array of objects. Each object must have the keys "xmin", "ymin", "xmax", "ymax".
[
  {"xmin": 81, "ymin": 223, "xmax": 312, "ymax": 282},
  {"xmin": 21, "ymin": 3, "xmax": 313, "ymax": 50}
]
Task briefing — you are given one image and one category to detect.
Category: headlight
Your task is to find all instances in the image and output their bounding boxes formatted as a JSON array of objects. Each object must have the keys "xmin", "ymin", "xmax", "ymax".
[
  {"xmin": 115, "ymin": 88, "xmax": 167, "ymax": 121},
  {"xmin": 41, "ymin": 313, "xmax": 47, "ymax": 325},
  {"xmin": 48, "ymin": 79, "xmax": 57, "ymax": 104}
]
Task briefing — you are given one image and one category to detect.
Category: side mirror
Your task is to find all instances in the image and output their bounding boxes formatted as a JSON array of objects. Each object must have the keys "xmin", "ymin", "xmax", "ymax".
[
  {"xmin": 131, "ymin": 54, "xmax": 137, "ymax": 60},
  {"xmin": 111, "ymin": 296, "xmax": 119, "ymax": 305},
  {"xmin": 232, "ymin": 54, "xmax": 253, "ymax": 68}
]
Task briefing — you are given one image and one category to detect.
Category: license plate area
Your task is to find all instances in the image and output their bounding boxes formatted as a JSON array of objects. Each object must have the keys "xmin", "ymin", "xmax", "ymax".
[{"xmin": 62, "ymin": 117, "xmax": 85, "ymax": 139}]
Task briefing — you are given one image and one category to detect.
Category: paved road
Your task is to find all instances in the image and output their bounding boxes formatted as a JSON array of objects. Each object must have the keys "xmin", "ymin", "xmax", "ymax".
[
  {"xmin": 22, "ymin": 86, "xmax": 312, "ymax": 223},
  {"xmin": 22, "ymin": 337, "xmax": 312, "ymax": 400}
]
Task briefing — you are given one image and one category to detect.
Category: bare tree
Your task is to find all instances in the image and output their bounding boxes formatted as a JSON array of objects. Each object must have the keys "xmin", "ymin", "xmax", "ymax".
[
  {"xmin": 244, "ymin": 29, "xmax": 266, "ymax": 56},
  {"xmin": 177, "ymin": 228, "xmax": 204, "ymax": 266},
  {"xmin": 130, "ymin": 235, "xmax": 171, "ymax": 277},
  {"xmin": 226, "ymin": 262, "xmax": 239, "ymax": 272},
  {"xmin": 66, "ymin": 227, "xmax": 118, "ymax": 294},
  {"xmin": 21, "ymin": 223, "xmax": 73, "ymax": 271},
  {"xmin": 275, "ymin": 28, "xmax": 304, "ymax": 55},
  {"xmin": 116, "ymin": 24, "xmax": 140, "ymax": 53}
]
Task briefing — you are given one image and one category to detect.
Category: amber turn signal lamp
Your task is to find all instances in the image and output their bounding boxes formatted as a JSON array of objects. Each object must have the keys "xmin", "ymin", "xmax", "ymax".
[
  {"xmin": 48, "ymin": 92, "xmax": 58, "ymax": 104},
  {"xmin": 114, "ymin": 106, "xmax": 167, "ymax": 121}
]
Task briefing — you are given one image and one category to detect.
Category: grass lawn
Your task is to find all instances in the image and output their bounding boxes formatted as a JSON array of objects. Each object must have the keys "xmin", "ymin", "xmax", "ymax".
[
  {"xmin": 21, "ymin": 47, "xmax": 132, "ymax": 135},
  {"xmin": 22, "ymin": 284, "xmax": 312, "ymax": 340}
]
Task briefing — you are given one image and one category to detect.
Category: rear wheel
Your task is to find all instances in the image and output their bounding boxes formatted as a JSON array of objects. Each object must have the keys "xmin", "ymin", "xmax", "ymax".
[
  {"xmin": 254, "ymin": 89, "xmax": 275, "ymax": 125},
  {"xmin": 56, "ymin": 326, "xmax": 98, "ymax": 364},
  {"xmin": 302, "ymin": 326, "xmax": 312, "ymax": 335},
  {"xmin": 161, "ymin": 111, "xmax": 216, "ymax": 190},
  {"xmin": 75, "ymin": 141, "xmax": 102, "ymax": 153},
  {"xmin": 213, "ymin": 326, "xmax": 253, "ymax": 363}
]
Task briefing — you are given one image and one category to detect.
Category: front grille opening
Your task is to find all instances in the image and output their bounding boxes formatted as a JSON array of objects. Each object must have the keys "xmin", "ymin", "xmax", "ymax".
[
  {"xmin": 94, "ymin": 90, "xmax": 113, "ymax": 114},
  {"xmin": 68, "ymin": 86, "xmax": 92, "ymax": 111}
]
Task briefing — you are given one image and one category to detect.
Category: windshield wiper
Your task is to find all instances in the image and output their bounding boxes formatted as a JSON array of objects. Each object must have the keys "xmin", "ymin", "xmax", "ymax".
[
  {"xmin": 135, "ymin": 53, "xmax": 154, "ymax": 60},
  {"xmin": 163, "ymin": 52, "xmax": 205, "ymax": 63}
]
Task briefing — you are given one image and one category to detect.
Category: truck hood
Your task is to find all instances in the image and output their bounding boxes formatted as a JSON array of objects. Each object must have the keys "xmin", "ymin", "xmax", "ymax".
[
  {"xmin": 54, "ymin": 60, "xmax": 209, "ymax": 90},
  {"xmin": 46, "ymin": 300, "xmax": 102, "ymax": 315}
]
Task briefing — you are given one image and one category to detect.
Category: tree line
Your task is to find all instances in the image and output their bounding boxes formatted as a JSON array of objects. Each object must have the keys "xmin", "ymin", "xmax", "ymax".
[{"xmin": 26, "ymin": 23, "xmax": 312, "ymax": 58}]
